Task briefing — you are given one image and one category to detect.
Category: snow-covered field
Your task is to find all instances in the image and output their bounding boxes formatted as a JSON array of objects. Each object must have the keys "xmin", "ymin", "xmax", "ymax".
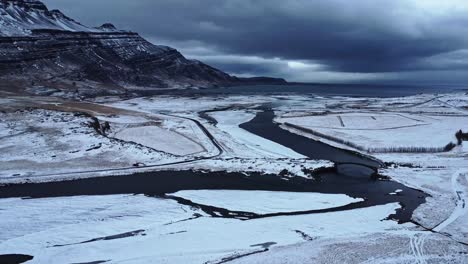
[
  {"xmin": 0, "ymin": 109, "xmax": 178, "ymax": 180},
  {"xmin": 277, "ymin": 112, "xmax": 467, "ymax": 151},
  {"xmin": 0, "ymin": 194, "xmax": 426, "ymax": 264},
  {"xmin": 114, "ymin": 126, "xmax": 205, "ymax": 156},
  {"xmin": 0, "ymin": 91, "xmax": 467, "ymax": 263},
  {"xmin": 0, "ymin": 96, "xmax": 332, "ymax": 183},
  {"xmin": 279, "ymin": 112, "xmax": 424, "ymax": 130},
  {"xmin": 274, "ymin": 92, "xmax": 468, "ymax": 259},
  {"xmin": 1, "ymin": 194, "xmax": 464, "ymax": 264}
]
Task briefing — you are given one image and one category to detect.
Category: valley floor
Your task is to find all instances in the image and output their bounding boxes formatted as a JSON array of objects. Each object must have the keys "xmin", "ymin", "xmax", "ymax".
[{"xmin": 0, "ymin": 91, "xmax": 467, "ymax": 263}]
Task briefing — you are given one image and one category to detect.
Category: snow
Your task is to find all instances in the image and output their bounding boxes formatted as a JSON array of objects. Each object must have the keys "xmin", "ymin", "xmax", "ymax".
[
  {"xmin": 273, "ymin": 92, "xmax": 468, "ymax": 240},
  {"xmin": 1, "ymin": 2, "xmax": 468, "ymax": 262},
  {"xmin": 278, "ymin": 113, "xmax": 467, "ymax": 151},
  {"xmin": 114, "ymin": 126, "xmax": 205, "ymax": 156},
  {"xmin": 160, "ymin": 116, "xmax": 219, "ymax": 156},
  {"xmin": 0, "ymin": 1, "xmax": 99, "ymax": 36},
  {"xmin": 432, "ymin": 170, "xmax": 467, "ymax": 237},
  {"xmin": 170, "ymin": 190, "xmax": 364, "ymax": 214},
  {"xmin": 229, "ymin": 232, "xmax": 467, "ymax": 264},
  {"xmin": 97, "ymin": 114, "xmax": 150, "ymax": 124},
  {"xmin": 0, "ymin": 194, "xmax": 194, "ymax": 242},
  {"xmin": 53, "ymin": 18, "xmax": 77, "ymax": 32},
  {"xmin": 279, "ymin": 112, "xmax": 425, "ymax": 130},
  {"xmin": 0, "ymin": 195, "xmax": 411, "ymax": 264},
  {"xmin": 380, "ymin": 159, "xmax": 466, "ymax": 228},
  {"xmin": 1, "ymin": 92, "xmax": 467, "ymax": 263},
  {"xmin": 109, "ymin": 95, "xmax": 271, "ymax": 114},
  {"xmin": 172, "ymin": 157, "xmax": 333, "ymax": 177},
  {"xmin": 0, "ymin": 97, "xmax": 330, "ymax": 182},
  {"xmin": 107, "ymin": 97, "xmax": 322, "ymax": 170},
  {"xmin": 0, "ymin": 109, "xmax": 179, "ymax": 181},
  {"xmin": 209, "ymin": 110, "xmax": 305, "ymax": 158}
]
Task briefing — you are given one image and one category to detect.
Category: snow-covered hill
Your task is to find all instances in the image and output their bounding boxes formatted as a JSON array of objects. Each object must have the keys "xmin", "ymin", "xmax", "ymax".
[
  {"xmin": 0, "ymin": 0, "xmax": 285, "ymax": 96},
  {"xmin": 0, "ymin": 0, "xmax": 93, "ymax": 36}
]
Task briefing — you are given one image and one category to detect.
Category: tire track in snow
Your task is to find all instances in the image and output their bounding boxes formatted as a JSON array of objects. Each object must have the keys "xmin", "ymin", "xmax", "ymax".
[
  {"xmin": 409, "ymin": 169, "xmax": 467, "ymax": 263},
  {"xmin": 409, "ymin": 232, "xmax": 427, "ymax": 264},
  {"xmin": 433, "ymin": 170, "xmax": 467, "ymax": 233}
]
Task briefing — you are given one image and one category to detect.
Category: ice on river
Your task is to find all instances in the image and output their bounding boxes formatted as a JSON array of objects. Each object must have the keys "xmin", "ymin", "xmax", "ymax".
[{"xmin": 170, "ymin": 190, "xmax": 364, "ymax": 214}]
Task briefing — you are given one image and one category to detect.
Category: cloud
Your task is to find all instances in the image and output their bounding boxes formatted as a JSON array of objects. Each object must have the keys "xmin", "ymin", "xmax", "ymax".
[{"xmin": 42, "ymin": 0, "xmax": 468, "ymax": 84}]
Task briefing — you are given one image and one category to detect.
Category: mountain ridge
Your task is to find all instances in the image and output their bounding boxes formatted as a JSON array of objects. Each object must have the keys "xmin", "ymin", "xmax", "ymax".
[{"xmin": 0, "ymin": 0, "xmax": 286, "ymax": 98}]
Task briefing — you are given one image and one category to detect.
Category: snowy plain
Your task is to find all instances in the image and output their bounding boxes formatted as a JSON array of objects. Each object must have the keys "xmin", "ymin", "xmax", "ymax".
[
  {"xmin": 0, "ymin": 92, "xmax": 467, "ymax": 263},
  {"xmin": 114, "ymin": 126, "xmax": 205, "ymax": 156},
  {"xmin": 277, "ymin": 112, "xmax": 467, "ymax": 151},
  {"xmin": 0, "ymin": 194, "xmax": 415, "ymax": 264},
  {"xmin": 0, "ymin": 109, "xmax": 178, "ymax": 180}
]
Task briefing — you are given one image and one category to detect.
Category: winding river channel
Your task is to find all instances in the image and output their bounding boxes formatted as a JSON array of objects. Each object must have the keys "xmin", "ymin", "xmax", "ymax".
[
  {"xmin": 0, "ymin": 109, "xmax": 426, "ymax": 223},
  {"xmin": 240, "ymin": 109, "xmax": 383, "ymax": 175},
  {"xmin": 0, "ymin": 107, "xmax": 429, "ymax": 263}
]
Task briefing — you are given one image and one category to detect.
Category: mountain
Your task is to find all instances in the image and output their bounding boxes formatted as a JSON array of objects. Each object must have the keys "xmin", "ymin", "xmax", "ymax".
[{"xmin": 0, "ymin": 0, "xmax": 286, "ymax": 97}]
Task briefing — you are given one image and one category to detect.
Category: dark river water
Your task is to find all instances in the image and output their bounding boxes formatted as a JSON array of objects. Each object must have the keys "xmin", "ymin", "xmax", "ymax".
[
  {"xmin": 0, "ymin": 254, "xmax": 33, "ymax": 264},
  {"xmin": 240, "ymin": 110, "xmax": 382, "ymax": 170},
  {"xmin": 0, "ymin": 170, "xmax": 425, "ymax": 223}
]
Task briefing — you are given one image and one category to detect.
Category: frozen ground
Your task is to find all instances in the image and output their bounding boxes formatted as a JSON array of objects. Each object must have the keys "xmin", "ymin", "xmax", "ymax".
[
  {"xmin": 99, "ymin": 113, "xmax": 218, "ymax": 157},
  {"xmin": 0, "ymin": 92, "xmax": 467, "ymax": 263},
  {"xmin": 277, "ymin": 112, "xmax": 467, "ymax": 151},
  {"xmin": 169, "ymin": 190, "xmax": 364, "ymax": 214},
  {"xmin": 1, "ymin": 194, "xmax": 465, "ymax": 264},
  {"xmin": 0, "ymin": 194, "xmax": 439, "ymax": 264},
  {"xmin": 273, "ymin": 92, "xmax": 468, "ymax": 258},
  {"xmin": 231, "ymin": 232, "xmax": 466, "ymax": 264},
  {"xmin": 114, "ymin": 126, "xmax": 205, "ymax": 156},
  {"xmin": 168, "ymin": 158, "xmax": 332, "ymax": 178},
  {"xmin": 0, "ymin": 109, "xmax": 178, "ymax": 180}
]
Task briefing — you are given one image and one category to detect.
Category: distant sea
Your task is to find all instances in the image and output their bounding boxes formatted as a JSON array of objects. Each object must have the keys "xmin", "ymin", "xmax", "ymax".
[{"xmin": 196, "ymin": 83, "xmax": 467, "ymax": 97}]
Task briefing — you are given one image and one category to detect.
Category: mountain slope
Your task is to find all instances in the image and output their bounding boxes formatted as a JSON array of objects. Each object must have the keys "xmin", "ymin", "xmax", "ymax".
[
  {"xmin": 0, "ymin": 0, "xmax": 92, "ymax": 36},
  {"xmin": 0, "ymin": 0, "xmax": 283, "ymax": 97}
]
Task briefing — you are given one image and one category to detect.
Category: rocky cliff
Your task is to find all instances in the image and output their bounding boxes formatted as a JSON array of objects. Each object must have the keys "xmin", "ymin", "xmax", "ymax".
[{"xmin": 0, "ymin": 0, "xmax": 284, "ymax": 97}]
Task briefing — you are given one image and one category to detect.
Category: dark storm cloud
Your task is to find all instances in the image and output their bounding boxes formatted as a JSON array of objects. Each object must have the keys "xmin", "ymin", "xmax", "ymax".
[{"xmin": 42, "ymin": 0, "xmax": 468, "ymax": 83}]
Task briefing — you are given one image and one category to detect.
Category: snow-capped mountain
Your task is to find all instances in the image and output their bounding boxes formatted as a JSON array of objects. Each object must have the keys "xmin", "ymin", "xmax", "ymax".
[
  {"xmin": 0, "ymin": 0, "xmax": 93, "ymax": 36},
  {"xmin": 0, "ymin": 0, "xmax": 284, "ymax": 96}
]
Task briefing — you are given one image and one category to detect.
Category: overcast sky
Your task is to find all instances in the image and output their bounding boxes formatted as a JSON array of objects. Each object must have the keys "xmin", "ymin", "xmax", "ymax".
[{"xmin": 43, "ymin": 0, "xmax": 468, "ymax": 84}]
